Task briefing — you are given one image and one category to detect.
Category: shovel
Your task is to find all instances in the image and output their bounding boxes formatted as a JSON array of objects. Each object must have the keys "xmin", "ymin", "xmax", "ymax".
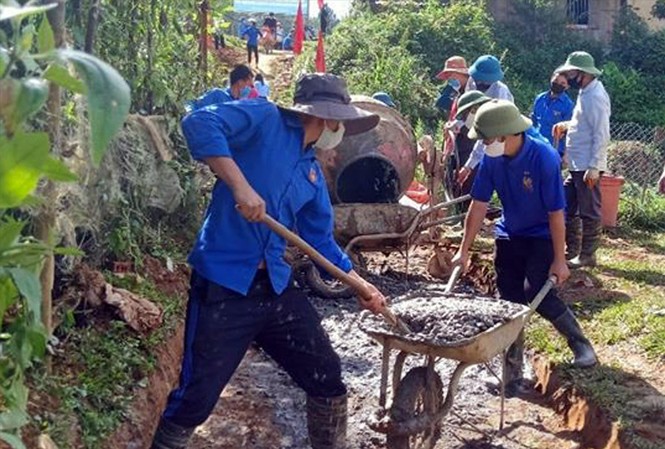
[{"xmin": 261, "ymin": 214, "xmax": 411, "ymax": 333}]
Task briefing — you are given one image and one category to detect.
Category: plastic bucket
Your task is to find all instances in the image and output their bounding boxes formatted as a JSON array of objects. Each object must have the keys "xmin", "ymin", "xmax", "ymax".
[{"xmin": 600, "ymin": 174, "xmax": 625, "ymax": 228}]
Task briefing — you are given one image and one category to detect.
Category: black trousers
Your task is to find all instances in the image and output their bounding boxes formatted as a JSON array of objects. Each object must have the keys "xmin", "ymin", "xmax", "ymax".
[
  {"xmin": 162, "ymin": 271, "xmax": 346, "ymax": 428},
  {"xmin": 247, "ymin": 44, "xmax": 258, "ymax": 64},
  {"xmin": 495, "ymin": 237, "xmax": 568, "ymax": 322},
  {"xmin": 564, "ymin": 171, "xmax": 602, "ymax": 221}
]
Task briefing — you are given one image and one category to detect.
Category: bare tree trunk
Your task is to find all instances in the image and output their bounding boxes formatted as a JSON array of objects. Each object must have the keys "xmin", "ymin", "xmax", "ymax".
[
  {"xmin": 84, "ymin": 0, "xmax": 101, "ymax": 53},
  {"xmin": 37, "ymin": 0, "xmax": 66, "ymax": 336},
  {"xmin": 198, "ymin": 0, "xmax": 209, "ymax": 88}
]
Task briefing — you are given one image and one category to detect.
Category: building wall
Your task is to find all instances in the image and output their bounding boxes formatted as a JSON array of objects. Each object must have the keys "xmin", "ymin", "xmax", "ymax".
[
  {"xmin": 487, "ymin": 0, "xmax": 621, "ymax": 43},
  {"xmin": 630, "ymin": 0, "xmax": 665, "ymax": 30}
]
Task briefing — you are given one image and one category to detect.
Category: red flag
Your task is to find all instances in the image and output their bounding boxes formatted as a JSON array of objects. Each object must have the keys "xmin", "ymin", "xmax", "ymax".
[
  {"xmin": 318, "ymin": 0, "xmax": 324, "ymax": 9},
  {"xmin": 293, "ymin": 0, "xmax": 304, "ymax": 55},
  {"xmin": 315, "ymin": 30, "xmax": 326, "ymax": 72}
]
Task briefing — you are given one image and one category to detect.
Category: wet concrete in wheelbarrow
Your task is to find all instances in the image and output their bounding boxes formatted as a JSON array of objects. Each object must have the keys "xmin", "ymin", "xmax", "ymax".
[{"xmin": 188, "ymin": 264, "xmax": 584, "ymax": 449}]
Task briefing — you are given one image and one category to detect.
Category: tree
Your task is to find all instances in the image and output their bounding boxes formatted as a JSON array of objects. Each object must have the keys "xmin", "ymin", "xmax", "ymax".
[
  {"xmin": 653, "ymin": 0, "xmax": 665, "ymax": 20},
  {"xmin": 0, "ymin": 3, "xmax": 130, "ymax": 447}
]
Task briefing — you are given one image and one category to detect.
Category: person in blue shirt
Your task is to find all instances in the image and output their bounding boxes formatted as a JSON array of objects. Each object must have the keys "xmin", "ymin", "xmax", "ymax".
[
  {"xmin": 150, "ymin": 74, "xmax": 386, "ymax": 449},
  {"xmin": 452, "ymin": 100, "xmax": 597, "ymax": 396},
  {"xmin": 185, "ymin": 64, "xmax": 255, "ymax": 112},
  {"xmin": 243, "ymin": 18, "xmax": 261, "ymax": 66},
  {"xmin": 530, "ymin": 72, "xmax": 574, "ymax": 156}
]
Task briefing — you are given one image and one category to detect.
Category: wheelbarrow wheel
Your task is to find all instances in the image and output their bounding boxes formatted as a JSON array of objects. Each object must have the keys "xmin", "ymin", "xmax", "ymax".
[
  {"xmin": 304, "ymin": 263, "xmax": 354, "ymax": 299},
  {"xmin": 386, "ymin": 367, "xmax": 443, "ymax": 449}
]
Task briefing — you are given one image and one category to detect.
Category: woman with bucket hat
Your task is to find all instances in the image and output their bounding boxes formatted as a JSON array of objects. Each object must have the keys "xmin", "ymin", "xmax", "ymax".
[
  {"xmin": 150, "ymin": 73, "xmax": 387, "ymax": 449},
  {"xmin": 452, "ymin": 100, "xmax": 597, "ymax": 395},
  {"xmin": 552, "ymin": 51, "xmax": 611, "ymax": 268}
]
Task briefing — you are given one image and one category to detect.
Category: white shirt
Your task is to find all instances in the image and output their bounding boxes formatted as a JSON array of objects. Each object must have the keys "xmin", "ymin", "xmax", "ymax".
[
  {"xmin": 463, "ymin": 80, "xmax": 515, "ymax": 169},
  {"xmin": 565, "ymin": 79, "xmax": 611, "ymax": 172}
]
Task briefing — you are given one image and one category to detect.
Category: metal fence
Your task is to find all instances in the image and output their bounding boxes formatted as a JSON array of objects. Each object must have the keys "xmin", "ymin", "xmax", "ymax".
[{"xmin": 606, "ymin": 122, "xmax": 665, "ymax": 231}]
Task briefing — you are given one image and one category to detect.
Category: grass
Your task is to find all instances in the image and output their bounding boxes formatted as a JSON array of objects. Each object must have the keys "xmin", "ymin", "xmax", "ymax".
[
  {"xmin": 526, "ymin": 231, "xmax": 665, "ymax": 449},
  {"xmin": 30, "ymin": 276, "xmax": 186, "ymax": 449}
]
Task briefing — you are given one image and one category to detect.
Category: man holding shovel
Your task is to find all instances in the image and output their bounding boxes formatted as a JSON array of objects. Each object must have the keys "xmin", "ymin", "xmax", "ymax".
[
  {"xmin": 452, "ymin": 100, "xmax": 597, "ymax": 396},
  {"xmin": 150, "ymin": 74, "xmax": 386, "ymax": 449}
]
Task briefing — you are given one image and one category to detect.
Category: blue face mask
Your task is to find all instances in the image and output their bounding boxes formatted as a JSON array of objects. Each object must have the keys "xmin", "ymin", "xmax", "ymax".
[
  {"xmin": 240, "ymin": 86, "xmax": 252, "ymax": 99},
  {"xmin": 448, "ymin": 78, "xmax": 461, "ymax": 92}
]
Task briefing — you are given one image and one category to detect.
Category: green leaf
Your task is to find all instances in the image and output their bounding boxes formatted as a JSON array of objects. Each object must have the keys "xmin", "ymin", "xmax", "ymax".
[
  {"xmin": 0, "ymin": 276, "xmax": 19, "ymax": 325},
  {"xmin": 0, "ymin": 3, "xmax": 57, "ymax": 22},
  {"xmin": 59, "ymin": 49, "xmax": 130, "ymax": 166},
  {"xmin": 37, "ymin": 15, "xmax": 54, "ymax": 53},
  {"xmin": 0, "ymin": 132, "xmax": 50, "ymax": 208},
  {"xmin": 8, "ymin": 268, "xmax": 42, "ymax": 322},
  {"xmin": 0, "ymin": 431, "xmax": 27, "ymax": 449},
  {"xmin": 0, "ymin": 408, "xmax": 28, "ymax": 432},
  {"xmin": 26, "ymin": 325, "xmax": 47, "ymax": 359},
  {"xmin": 0, "ymin": 219, "xmax": 25, "ymax": 249},
  {"xmin": 42, "ymin": 155, "xmax": 77, "ymax": 182},
  {"xmin": 43, "ymin": 63, "xmax": 86, "ymax": 94},
  {"xmin": 53, "ymin": 246, "xmax": 84, "ymax": 256},
  {"xmin": 11, "ymin": 78, "xmax": 49, "ymax": 128},
  {"xmin": 18, "ymin": 23, "xmax": 35, "ymax": 54}
]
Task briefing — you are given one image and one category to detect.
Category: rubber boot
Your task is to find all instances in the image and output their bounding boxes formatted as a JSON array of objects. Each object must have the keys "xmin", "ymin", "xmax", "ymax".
[
  {"xmin": 552, "ymin": 309, "xmax": 598, "ymax": 368},
  {"xmin": 569, "ymin": 219, "xmax": 601, "ymax": 268},
  {"xmin": 484, "ymin": 332, "xmax": 532, "ymax": 397},
  {"xmin": 565, "ymin": 217, "xmax": 582, "ymax": 261},
  {"xmin": 307, "ymin": 394, "xmax": 347, "ymax": 449},
  {"xmin": 150, "ymin": 418, "xmax": 195, "ymax": 449}
]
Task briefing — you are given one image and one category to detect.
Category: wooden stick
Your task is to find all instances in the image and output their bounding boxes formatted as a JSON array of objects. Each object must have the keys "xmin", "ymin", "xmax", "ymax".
[{"xmin": 261, "ymin": 214, "xmax": 410, "ymax": 332}]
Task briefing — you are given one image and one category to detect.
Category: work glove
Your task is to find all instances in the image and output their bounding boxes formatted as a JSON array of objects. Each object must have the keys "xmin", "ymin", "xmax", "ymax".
[
  {"xmin": 583, "ymin": 168, "xmax": 600, "ymax": 189},
  {"xmin": 444, "ymin": 119, "xmax": 464, "ymax": 134}
]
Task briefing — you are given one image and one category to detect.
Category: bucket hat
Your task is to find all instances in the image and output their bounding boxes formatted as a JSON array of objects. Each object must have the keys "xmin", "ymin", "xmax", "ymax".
[
  {"xmin": 455, "ymin": 90, "xmax": 491, "ymax": 119},
  {"xmin": 469, "ymin": 55, "xmax": 504, "ymax": 83},
  {"xmin": 556, "ymin": 51, "xmax": 602, "ymax": 76},
  {"xmin": 371, "ymin": 92, "xmax": 396, "ymax": 108},
  {"xmin": 436, "ymin": 56, "xmax": 469, "ymax": 80},
  {"xmin": 468, "ymin": 100, "xmax": 532, "ymax": 140},
  {"xmin": 279, "ymin": 73, "xmax": 380, "ymax": 136}
]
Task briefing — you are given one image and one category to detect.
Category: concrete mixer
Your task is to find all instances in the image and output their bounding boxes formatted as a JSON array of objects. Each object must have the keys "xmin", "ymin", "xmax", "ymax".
[{"xmin": 316, "ymin": 95, "xmax": 418, "ymax": 204}]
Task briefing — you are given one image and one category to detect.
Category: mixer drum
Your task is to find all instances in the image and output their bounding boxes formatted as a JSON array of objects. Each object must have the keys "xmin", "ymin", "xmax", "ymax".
[{"xmin": 316, "ymin": 95, "xmax": 417, "ymax": 204}]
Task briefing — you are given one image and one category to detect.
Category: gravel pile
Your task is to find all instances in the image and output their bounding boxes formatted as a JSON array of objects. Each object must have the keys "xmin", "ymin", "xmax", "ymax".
[{"xmin": 361, "ymin": 293, "xmax": 527, "ymax": 346}]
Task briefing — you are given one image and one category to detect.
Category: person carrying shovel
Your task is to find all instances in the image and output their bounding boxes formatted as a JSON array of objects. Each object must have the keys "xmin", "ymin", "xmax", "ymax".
[
  {"xmin": 451, "ymin": 100, "xmax": 597, "ymax": 396},
  {"xmin": 150, "ymin": 73, "xmax": 386, "ymax": 449}
]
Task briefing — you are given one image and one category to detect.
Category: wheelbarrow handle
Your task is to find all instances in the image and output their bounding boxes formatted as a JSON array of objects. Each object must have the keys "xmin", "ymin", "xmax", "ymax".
[
  {"xmin": 444, "ymin": 265, "xmax": 462, "ymax": 294},
  {"xmin": 526, "ymin": 275, "xmax": 558, "ymax": 319},
  {"xmin": 260, "ymin": 214, "xmax": 410, "ymax": 333}
]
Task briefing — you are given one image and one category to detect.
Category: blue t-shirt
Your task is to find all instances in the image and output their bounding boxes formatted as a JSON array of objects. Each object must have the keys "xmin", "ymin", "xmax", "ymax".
[
  {"xmin": 531, "ymin": 91, "xmax": 574, "ymax": 156},
  {"xmin": 471, "ymin": 133, "xmax": 565, "ymax": 239},
  {"xmin": 181, "ymin": 100, "xmax": 352, "ymax": 295},
  {"xmin": 243, "ymin": 26, "xmax": 262, "ymax": 47},
  {"xmin": 186, "ymin": 87, "xmax": 233, "ymax": 112}
]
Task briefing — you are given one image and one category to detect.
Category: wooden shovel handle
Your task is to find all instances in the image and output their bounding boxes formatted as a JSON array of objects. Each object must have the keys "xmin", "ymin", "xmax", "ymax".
[{"xmin": 261, "ymin": 214, "xmax": 407, "ymax": 331}]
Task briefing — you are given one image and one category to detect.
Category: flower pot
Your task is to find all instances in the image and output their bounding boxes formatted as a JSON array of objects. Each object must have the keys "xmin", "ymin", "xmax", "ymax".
[{"xmin": 600, "ymin": 174, "xmax": 625, "ymax": 228}]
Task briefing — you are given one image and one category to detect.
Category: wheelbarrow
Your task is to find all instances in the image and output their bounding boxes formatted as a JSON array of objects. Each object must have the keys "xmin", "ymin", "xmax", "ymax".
[
  {"xmin": 300, "ymin": 195, "xmax": 471, "ymax": 299},
  {"xmin": 359, "ymin": 276, "xmax": 556, "ymax": 449}
]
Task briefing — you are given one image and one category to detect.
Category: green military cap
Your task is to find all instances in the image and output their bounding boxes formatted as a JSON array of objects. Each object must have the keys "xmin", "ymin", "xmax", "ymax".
[
  {"xmin": 455, "ymin": 90, "xmax": 491, "ymax": 120},
  {"xmin": 467, "ymin": 99, "xmax": 532, "ymax": 140},
  {"xmin": 556, "ymin": 51, "xmax": 602, "ymax": 76}
]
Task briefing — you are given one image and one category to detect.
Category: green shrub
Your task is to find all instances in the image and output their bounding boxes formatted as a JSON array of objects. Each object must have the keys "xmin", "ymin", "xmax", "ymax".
[
  {"xmin": 602, "ymin": 62, "xmax": 665, "ymax": 127},
  {"xmin": 619, "ymin": 183, "xmax": 665, "ymax": 231}
]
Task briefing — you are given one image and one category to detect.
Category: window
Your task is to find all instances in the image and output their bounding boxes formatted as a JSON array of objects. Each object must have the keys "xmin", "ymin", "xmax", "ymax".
[{"xmin": 567, "ymin": 0, "xmax": 590, "ymax": 26}]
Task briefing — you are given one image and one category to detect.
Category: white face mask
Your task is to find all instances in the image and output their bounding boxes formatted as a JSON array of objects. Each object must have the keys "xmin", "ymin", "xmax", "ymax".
[
  {"xmin": 485, "ymin": 139, "xmax": 505, "ymax": 158},
  {"xmin": 314, "ymin": 121, "xmax": 345, "ymax": 150},
  {"xmin": 464, "ymin": 112, "xmax": 475, "ymax": 130}
]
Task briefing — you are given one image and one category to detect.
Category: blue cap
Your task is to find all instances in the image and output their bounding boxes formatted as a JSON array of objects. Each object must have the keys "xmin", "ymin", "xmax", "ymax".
[
  {"xmin": 372, "ymin": 92, "xmax": 396, "ymax": 108},
  {"xmin": 469, "ymin": 55, "xmax": 504, "ymax": 83}
]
